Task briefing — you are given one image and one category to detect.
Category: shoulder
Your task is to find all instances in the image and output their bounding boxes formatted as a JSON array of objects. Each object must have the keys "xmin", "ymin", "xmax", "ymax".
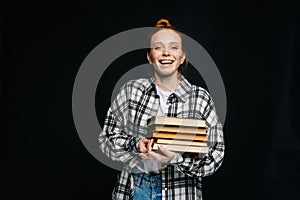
[
  {"xmin": 182, "ymin": 75, "xmax": 211, "ymax": 99},
  {"xmin": 120, "ymin": 78, "xmax": 152, "ymax": 92},
  {"xmin": 190, "ymin": 84, "xmax": 212, "ymax": 102},
  {"xmin": 177, "ymin": 75, "xmax": 212, "ymax": 103},
  {"xmin": 124, "ymin": 78, "xmax": 150, "ymax": 87}
]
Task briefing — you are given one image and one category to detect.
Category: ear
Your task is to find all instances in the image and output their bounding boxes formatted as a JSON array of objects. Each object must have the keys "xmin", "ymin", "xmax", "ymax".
[
  {"xmin": 147, "ymin": 52, "xmax": 153, "ymax": 64},
  {"xmin": 180, "ymin": 52, "xmax": 186, "ymax": 64}
]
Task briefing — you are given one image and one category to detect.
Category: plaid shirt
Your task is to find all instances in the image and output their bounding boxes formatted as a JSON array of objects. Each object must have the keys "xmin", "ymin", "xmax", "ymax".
[{"xmin": 98, "ymin": 75, "xmax": 225, "ymax": 200}]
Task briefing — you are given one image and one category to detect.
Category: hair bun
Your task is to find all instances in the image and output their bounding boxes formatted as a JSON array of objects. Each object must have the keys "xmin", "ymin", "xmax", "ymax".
[{"xmin": 155, "ymin": 18, "xmax": 172, "ymax": 28}]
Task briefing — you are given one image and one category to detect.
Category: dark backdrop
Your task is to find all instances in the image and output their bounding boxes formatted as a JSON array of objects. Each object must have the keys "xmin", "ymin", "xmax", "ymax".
[{"xmin": 2, "ymin": 1, "xmax": 299, "ymax": 199}]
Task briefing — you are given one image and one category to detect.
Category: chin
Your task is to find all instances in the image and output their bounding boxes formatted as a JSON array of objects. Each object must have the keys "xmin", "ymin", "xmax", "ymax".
[
  {"xmin": 153, "ymin": 64, "xmax": 179, "ymax": 76},
  {"xmin": 155, "ymin": 69, "xmax": 177, "ymax": 77}
]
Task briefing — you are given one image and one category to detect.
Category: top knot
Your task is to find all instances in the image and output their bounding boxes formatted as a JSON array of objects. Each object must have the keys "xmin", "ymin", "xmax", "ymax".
[{"xmin": 155, "ymin": 18, "xmax": 172, "ymax": 28}]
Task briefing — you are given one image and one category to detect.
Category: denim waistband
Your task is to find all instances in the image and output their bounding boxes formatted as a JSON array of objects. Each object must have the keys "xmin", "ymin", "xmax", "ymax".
[{"xmin": 133, "ymin": 172, "xmax": 162, "ymax": 187}]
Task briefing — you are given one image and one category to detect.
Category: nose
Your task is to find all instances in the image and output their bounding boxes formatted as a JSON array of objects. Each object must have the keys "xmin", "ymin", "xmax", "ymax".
[{"xmin": 162, "ymin": 49, "xmax": 170, "ymax": 56}]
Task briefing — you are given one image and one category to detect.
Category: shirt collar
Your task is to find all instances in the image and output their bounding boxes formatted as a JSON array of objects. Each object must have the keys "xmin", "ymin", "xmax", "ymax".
[
  {"xmin": 174, "ymin": 75, "xmax": 192, "ymax": 102},
  {"xmin": 144, "ymin": 74, "xmax": 192, "ymax": 102},
  {"xmin": 142, "ymin": 76, "xmax": 156, "ymax": 95}
]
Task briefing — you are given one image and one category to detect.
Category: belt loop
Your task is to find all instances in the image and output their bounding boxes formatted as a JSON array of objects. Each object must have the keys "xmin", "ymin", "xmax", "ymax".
[{"xmin": 133, "ymin": 173, "xmax": 143, "ymax": 187}]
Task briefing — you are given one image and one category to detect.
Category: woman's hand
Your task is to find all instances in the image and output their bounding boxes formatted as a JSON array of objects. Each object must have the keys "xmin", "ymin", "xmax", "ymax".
[
  {"xmin": 140, "ymin": 139, "xmax": 176, "ymax": 163},
  {"xmin": 147, "ymin": 144, "xmax": 176, "ymax": 163},
  {"xmin": 138, "ymin": 138, "xmax": 150, "ymax": 153}
]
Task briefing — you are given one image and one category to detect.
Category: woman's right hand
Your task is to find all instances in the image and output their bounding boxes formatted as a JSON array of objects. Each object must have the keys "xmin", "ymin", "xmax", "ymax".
[{"xmin": 138, "ymin": 138, "xmax": 150, "ymax": 153}]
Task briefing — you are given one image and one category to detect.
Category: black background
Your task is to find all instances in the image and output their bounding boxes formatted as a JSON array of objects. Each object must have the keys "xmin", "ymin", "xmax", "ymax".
[{"xmin": 2, "ymin": 1, "xmax": 299, "ymax": 199}]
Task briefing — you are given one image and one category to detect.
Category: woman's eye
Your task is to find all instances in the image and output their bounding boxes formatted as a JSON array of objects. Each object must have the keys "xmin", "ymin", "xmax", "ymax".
[
  {"xmin": 171, "ymin": 46, "xmax": 178, "ymax": 50},
  {"xmin": 154, "ymin": 46, "xmax": 162, "ymax": 50}
]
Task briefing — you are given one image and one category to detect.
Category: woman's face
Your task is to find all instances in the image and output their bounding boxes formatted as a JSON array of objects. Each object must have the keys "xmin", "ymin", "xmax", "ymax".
[{"xmin": 147, "ymin": 29, "xmax": 185, "ymax": 77}]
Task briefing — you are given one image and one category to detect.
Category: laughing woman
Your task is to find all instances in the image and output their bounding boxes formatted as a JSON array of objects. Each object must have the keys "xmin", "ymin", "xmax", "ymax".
[{"xmin": 98, "ymin": 18, "xmax": 225, "ymax": 200}]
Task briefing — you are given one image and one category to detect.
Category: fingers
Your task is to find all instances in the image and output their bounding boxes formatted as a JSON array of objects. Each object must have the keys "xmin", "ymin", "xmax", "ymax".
[
  {"xmin": 147, "ymin": 151, "xmax": 173, "ymax": 163},
  {"xmin": 139, "ymin": 141, "xmax": 175, "ymax": 162},
  {"xmin": 147, "ymin": 151, "xmax": 165, "ymax": 162},
  {"xmin": 138, "ymin": 138, "xmax": 149, "ymax": 153},
  {"xmin": 158, "ymin": 145, "xmax": 176, "ymax": 159},
  {"xmin": 147, "ymin": 139, "xmax": 154, "ymax": 152},
  {"xmin": 139, "ymin": 153, "xmax": 149, "ymax": 159}
]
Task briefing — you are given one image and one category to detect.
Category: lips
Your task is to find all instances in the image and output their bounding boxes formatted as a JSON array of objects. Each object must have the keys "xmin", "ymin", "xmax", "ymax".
[{"xmin": 159, "ymin": 59, "xmax": 174, "ymax": 64}]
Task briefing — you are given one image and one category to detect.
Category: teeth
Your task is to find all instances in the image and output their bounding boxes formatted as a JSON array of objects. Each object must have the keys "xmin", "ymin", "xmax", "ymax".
[{"xmin": 160, "ymin": 60, "xmax": 173, "ymax": 64}]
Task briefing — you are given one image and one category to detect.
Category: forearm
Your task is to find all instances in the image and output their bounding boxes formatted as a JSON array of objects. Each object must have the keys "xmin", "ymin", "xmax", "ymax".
[
  {"xmin": 98, "ymin": 110, "xmax": 142, "ymax": 167},
  {"xmin": 168, "ymin": 123, "xmax": 225, "ymax": 177},
  {"xmin": 174, "ymin": 141, "xmax": 224, "ymax": 177},
  {"xmin": 98, "ymin": 129, "xmax": 142, "ymax": 168}
]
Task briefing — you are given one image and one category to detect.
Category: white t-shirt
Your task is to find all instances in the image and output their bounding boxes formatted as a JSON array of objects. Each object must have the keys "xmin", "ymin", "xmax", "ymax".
[
  {"xmin": 156, "ymin": 85, "xmax": 172, "ymax": 116},
  {"xmin": 139, "ymin": 85, "xmax": 173, "ymax": 174}
]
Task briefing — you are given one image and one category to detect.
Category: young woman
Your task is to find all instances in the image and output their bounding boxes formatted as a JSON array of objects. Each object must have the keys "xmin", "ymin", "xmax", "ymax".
[{"xmin": 98, "ymin": 18, "xmax": 225, "ymax": 200}]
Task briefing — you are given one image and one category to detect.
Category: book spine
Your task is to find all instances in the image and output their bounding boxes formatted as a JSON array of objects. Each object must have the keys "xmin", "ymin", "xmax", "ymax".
[
  {"xmin": 150, "ymin": 125, "xmax": 206, "ymax": 135},
  {"xmin": 147, "ymin": 116, "xmax": 206, "ymax": 128},
  {"xmin": 152, "ymin": 132, "xmax": 207, "ymax": 141},
  {"xmin": 153, "ymin": 144, "xmax": 209, "ymax": 154},
  {"xmin": 156, "ymin": 139, "xmax": 207, "ymax": 146}
]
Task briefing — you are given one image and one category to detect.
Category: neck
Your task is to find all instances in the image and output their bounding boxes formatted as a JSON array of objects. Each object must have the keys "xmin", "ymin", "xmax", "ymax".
[{"xmin": 154, "ymin": 72, "xmax": 179, "ymax": 92}]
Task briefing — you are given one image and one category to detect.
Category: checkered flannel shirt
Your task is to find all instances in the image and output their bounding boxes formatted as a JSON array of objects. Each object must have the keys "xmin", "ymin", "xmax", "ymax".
[{"xmin": 98, "ymin": 75, "xmax": 225, "ymax": 200}]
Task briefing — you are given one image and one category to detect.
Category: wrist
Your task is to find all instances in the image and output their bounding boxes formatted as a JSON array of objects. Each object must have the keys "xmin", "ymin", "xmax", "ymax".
[
  {"xmin": 134, "ymin": 137, "xmax": 142, "ymax": 153},
  {"xmin": 165, "ymin": 153, "xmax": 183, "ymax": 166}
]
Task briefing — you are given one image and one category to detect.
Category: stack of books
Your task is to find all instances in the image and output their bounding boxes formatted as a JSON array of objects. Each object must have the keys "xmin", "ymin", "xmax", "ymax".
[{"xmin": 147, "ymin": 116, "xmax": 209, "ymax": 154}]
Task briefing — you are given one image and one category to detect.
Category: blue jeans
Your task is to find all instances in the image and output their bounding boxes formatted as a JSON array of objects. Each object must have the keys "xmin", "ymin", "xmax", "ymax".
[{"xmin": 133, "ymin": 172, "xmax": 162, "ymax": 200}]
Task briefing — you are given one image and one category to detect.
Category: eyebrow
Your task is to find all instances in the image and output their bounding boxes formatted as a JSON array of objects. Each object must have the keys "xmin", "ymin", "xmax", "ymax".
[{"xmin": 152, "ymin": 42, "xmax": 181, "ymax": 46}]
